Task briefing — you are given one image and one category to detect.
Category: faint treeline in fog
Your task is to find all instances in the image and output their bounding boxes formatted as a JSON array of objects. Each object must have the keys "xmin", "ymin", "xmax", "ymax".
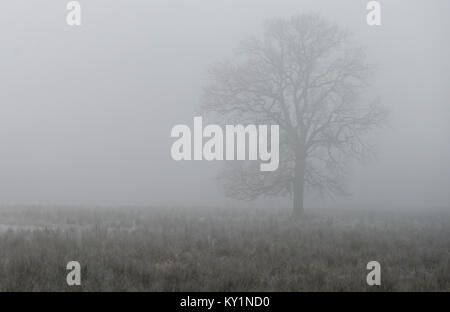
[{"xmin": 0, "ymin": 206, "xmax": 449, "ymax": 291}]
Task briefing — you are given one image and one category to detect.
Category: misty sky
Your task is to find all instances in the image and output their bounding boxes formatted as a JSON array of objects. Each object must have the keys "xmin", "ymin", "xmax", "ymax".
[{"xmin": 0, "ymin": 0, "xmax": 449, "ymax": 209}]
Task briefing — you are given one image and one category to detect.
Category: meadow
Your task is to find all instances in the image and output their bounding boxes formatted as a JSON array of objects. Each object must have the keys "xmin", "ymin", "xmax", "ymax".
[{"xmin": 0, "ymin": 206, "xmax": 449, "ymax": 291}]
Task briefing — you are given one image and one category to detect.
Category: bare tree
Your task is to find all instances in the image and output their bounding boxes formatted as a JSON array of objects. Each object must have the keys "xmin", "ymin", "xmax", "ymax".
[{"xmin": 202, "ymin": 14, "xmax": 388, "ymax": 219}]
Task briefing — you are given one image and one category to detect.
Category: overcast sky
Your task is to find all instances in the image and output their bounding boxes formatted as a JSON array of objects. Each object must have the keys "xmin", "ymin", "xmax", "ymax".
[{"xmin": 0, "ymin": 0, "xmax": 449, "ymax": 210}]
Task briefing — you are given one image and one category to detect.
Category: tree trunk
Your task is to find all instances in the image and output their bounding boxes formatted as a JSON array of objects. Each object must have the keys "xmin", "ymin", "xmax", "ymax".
[{"xmin": 292, "ymin": 151, "xmax": 306, "ymax": 219}]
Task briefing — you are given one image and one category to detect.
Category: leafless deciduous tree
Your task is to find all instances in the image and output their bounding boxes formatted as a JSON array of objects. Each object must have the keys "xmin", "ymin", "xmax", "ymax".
[{"xmin": 202, "ymin": 14, "xmax": 388, "ymax": 218}]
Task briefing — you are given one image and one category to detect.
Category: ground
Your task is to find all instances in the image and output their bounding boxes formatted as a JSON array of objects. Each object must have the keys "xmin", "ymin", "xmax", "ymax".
[{"xmin": 0, "ymin": 206, "xmax": 449, "ymax": 291}]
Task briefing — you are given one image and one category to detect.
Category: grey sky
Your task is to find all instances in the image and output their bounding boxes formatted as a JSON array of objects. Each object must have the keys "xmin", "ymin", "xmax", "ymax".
[{"xmin": 0, "ymin": 0, "xmax": 449, "ymax": 209}]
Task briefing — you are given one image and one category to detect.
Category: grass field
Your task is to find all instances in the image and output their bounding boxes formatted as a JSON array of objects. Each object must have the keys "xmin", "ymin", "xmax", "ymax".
[{"xmin": 0, "ymin": 206, "xmax": 449, "ymax": 291}]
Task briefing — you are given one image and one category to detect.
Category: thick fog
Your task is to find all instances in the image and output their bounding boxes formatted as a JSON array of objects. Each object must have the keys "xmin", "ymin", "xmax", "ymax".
[{"xmin": 0, "ymin": 0, "xmax": 449, "ymax": 210}]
